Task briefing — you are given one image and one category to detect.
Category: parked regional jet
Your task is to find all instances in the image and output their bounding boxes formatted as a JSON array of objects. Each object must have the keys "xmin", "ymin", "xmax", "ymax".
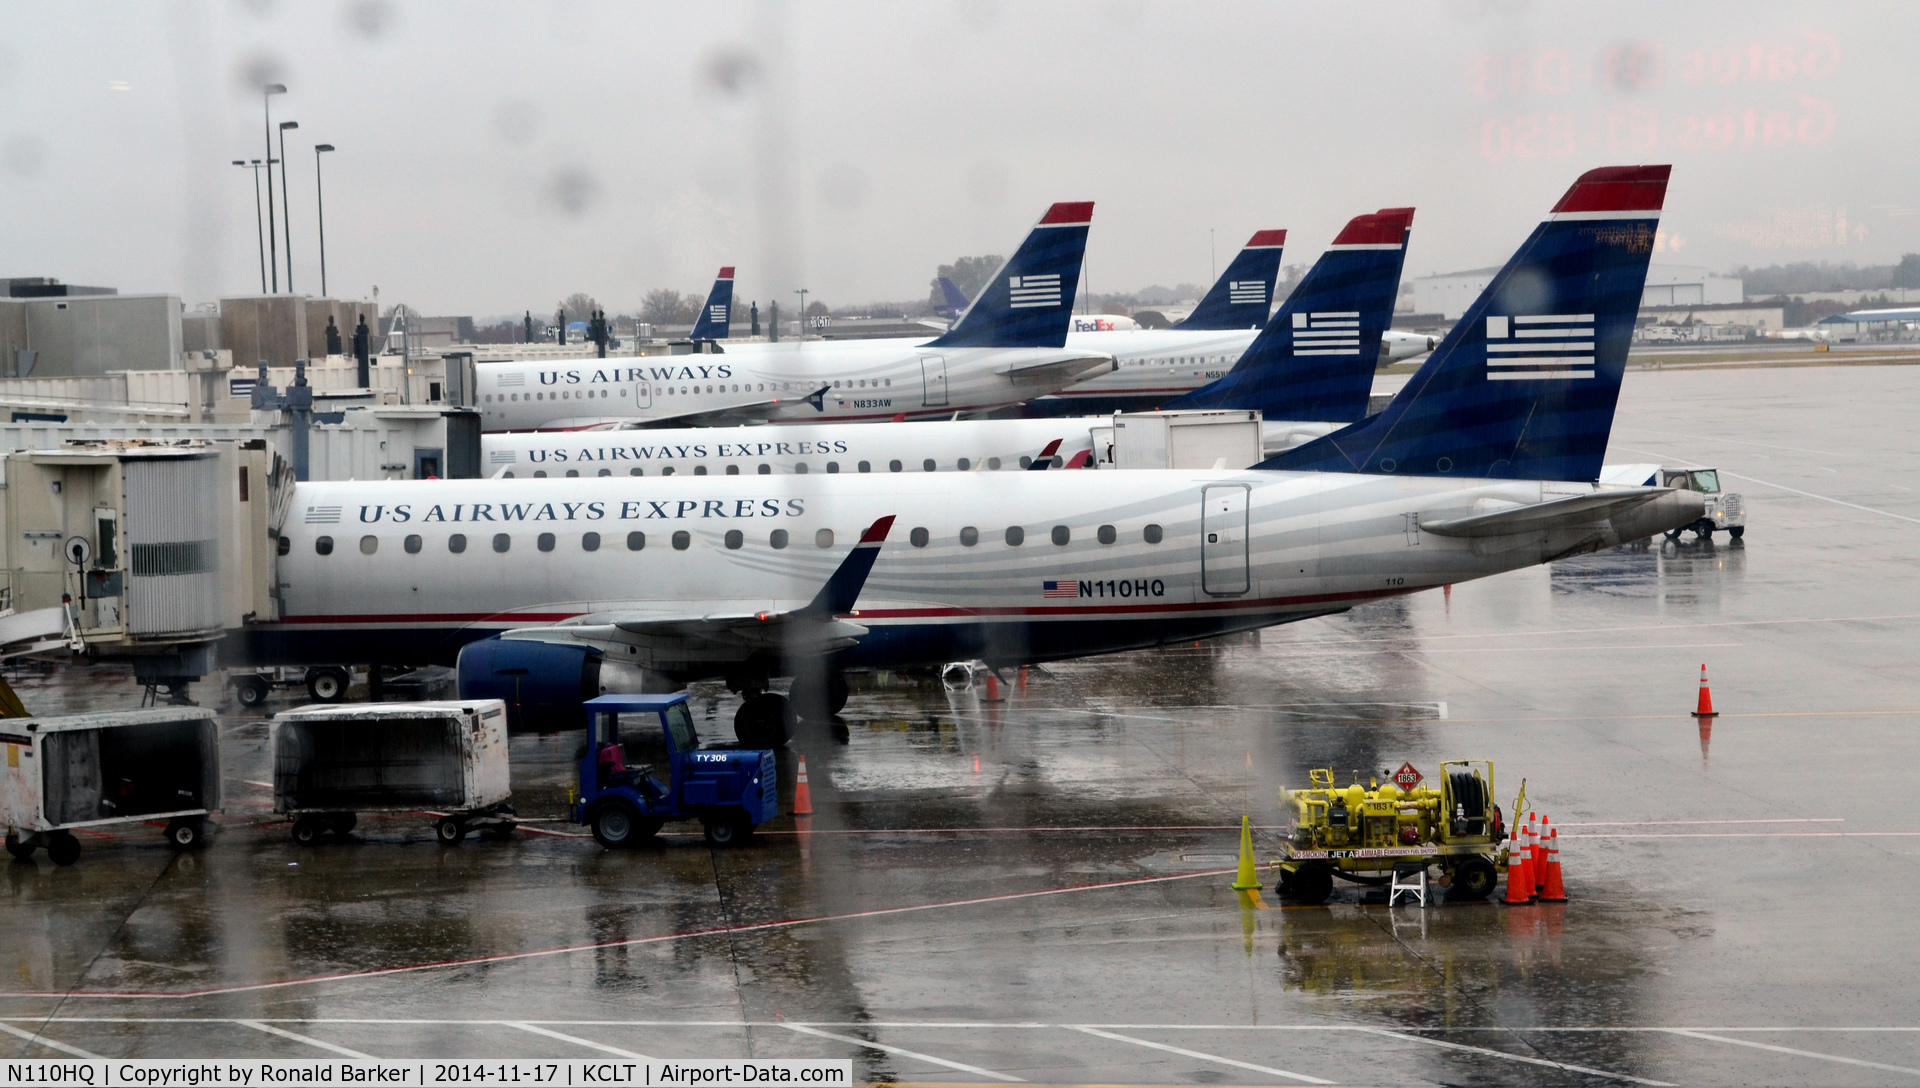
[
  {"xmin": 474, "ymin": 203, "xmax": 1114, "ymax": 431},
  {"xmin": 476, "ymin": 209, "xmax": 1412, "ymax": 478},
  {"xmin": 688, "ymin": 268, "xmax": 733, "ymax": 341},
  {"xmin": 246, "ymin": 166, "xmax": 1694, "ymax": 747}
]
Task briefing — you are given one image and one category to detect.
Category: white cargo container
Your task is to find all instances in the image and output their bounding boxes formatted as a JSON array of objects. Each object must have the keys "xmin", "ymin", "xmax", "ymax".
[
  {"xmin": 1101, "ymin": 410, "xmax": 1264, "ymax": 470},
  {"xmin": 2, "ymin": 707, "xmax": 222, "ymax": 865},
  {"xmin": 270, "ymin": 700, "xmax": 512, "ymax": 845}
]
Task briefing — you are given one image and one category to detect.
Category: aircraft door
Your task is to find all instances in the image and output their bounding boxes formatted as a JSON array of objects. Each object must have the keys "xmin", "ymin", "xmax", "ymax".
[
  {"xmin": 919, "ymin": 355, "xmax": 949, "ymax": 408},
  {"xmin": 1201, "ymin": 484, "xmax": 1250, "ymax": 596},
  {"xmin": 631, "ymin": 378, "xmax": 652, "ymax": 409}
]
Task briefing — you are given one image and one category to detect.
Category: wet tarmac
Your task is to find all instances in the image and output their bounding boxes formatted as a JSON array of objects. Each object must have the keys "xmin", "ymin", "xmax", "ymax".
[{"xmin": 6, "ymin": 363, "xmax": 1920, "ymax": 1084}]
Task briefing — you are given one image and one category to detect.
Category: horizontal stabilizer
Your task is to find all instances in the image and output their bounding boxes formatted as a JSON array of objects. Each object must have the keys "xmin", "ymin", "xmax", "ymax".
[{"xmin": 1421, "ymin": 488, "xmax": 1672, "ymax": 537}]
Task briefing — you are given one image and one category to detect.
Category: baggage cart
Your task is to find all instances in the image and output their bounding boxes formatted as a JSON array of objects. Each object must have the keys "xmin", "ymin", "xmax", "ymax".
[
  {"xmin": 270, "ymin": 700, "xmax": 512, "ymax": 845},
  {"xmin": 3, "ymin": 708, "xmax": 222, "ymax": 865}
]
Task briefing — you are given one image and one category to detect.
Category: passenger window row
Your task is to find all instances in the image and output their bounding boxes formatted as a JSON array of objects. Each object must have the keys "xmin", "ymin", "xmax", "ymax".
[
  {"xmin": 313, "ymin": 522, "xmax": 1162, "ymax": 557},
  {"xmin": 500, "ymin": 454, "xmax": 1065, "ymax": 479}
]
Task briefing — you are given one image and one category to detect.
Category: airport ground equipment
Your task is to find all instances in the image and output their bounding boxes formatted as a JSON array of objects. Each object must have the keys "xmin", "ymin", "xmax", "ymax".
[
  {"xmin": 1274, "ymin": 760, "xmax": 1508, "ymax": 905},
  {"xmin": 270, "ymin": 700, "xmax": 513, "ymax": 845},
  {"xmin": 1660, "ymin": 466, "xmax": 1744, "ymax": 541},
  {"xmin": 230, "ymin": 665, "xmax": 355, "ymax": 707},
  {"xmin": 572, "ymin": 693, "xmax": 777, "ymax": 849},
  {"xmin": 2, "ymin": 707, "xmax": 222, "ymax": 865}
]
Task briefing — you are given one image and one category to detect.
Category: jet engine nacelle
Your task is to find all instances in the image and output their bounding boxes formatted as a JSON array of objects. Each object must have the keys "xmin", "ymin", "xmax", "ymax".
[{"xmin": 455, "ymin": 637, "xmax": 669, "ymax": 732}]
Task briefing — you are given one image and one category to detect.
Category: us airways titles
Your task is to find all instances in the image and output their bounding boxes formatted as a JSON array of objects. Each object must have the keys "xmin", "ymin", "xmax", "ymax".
[
  {"xmin": 530, "ymin": 364, "xmax": 735, "ymax": 385},
  {"xmin": 347, "ymin": 499, "xmax": 808, "ymax": 524},
  {"xmin": 526, "ymin": 440, "xmax": 853, "ymax": 463}
]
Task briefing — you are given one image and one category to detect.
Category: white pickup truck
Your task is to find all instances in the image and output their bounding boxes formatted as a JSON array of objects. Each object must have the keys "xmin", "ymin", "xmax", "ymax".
[{"xmin": 1604, "ymin": 463, "xmax": 1745, "ymax": 542}]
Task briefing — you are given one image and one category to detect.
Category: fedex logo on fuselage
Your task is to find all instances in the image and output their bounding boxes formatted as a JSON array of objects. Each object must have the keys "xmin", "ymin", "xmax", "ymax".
[
  {"xmin": 510, "ymin": 365, "xmax": 736, "ymax": 387},
  {"xmin": 347, "ymin": 498, "xmax": 808, "ymax": 524}
]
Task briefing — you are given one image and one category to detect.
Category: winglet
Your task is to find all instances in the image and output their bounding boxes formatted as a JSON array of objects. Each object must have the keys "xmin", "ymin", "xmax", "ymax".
[
  {"xmin": 1179, "ymin": 229, "xmax": 1287, "ymax": 330},
  {"xmin": 689, "ymin": 266, "xmax": 736, "ymax": 340},
  {"xmin": 1026, "ymin": 438, "xmax": 1064, "ymax": 470},
  {"xmin": 802, "ymin": 516, "xmax": 896, "ymax": 617},
  {"xmin": 927, "ymin": 202, "xmax": 1094, "ymax": 349}
]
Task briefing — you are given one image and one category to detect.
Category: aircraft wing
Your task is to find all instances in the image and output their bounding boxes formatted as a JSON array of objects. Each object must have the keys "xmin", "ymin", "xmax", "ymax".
[
  {"xmin": 996, "ymin": 351, "xmax": 1116, "ymax": 385},
  {"xmin": 1420, "ymin": 488, "xmax": 1674, "ymax": 538},
  {"xmin": 495, "ymin": 516, "xmax": 896, "ymax": 664}
]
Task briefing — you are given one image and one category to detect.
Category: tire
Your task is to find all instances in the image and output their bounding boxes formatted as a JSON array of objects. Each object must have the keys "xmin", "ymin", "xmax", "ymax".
[
  {"xmin": 46, "ymin": 832, "xmax": 80, "ymax": 867},
  {"xmin": 590, "ymin": 802, "xmax": 642, "ymax": 849},
  {"xmin": 702, "ymin": 814, "xmax": 754, "ymax": 847},
  {"xmin": 1286, "ymin": 862, "xmax": 1333, "ymax": 905},
  {"xmin": 1729, "ymin": 526, "xmax": 1745, "ymax": 540},
  {"xmin": 1450, "ymin": 856, "xmax": 1498, "ymax": 901},
  {"xmin": 236, "ymin": 677, "xmax": 270, "ymax": 708},
  {"xmin": 5, "ymin": 832, "xmax": 32, "ymax": 861},
  {"xmin": 291, "ymin": 816, "xmax": 324, "ymax": 845},
  {"xmin": 1274, "ymin": 867, "xmax": 1293, "ymax": 896},
  {"xmin": 1665, "ymin": 528, "xmax": 1683, "ymax": 541},
  {"xmin": 165, "ymin": 818, "xmax": 204, "ymax": 849},
  {"xmin": 1696, "ymin": 524, "xmax": 1714, "ymax": 542},
  {"xmin": 788, "ymin": 670, "xmax": 849, "ymax": 721},
  {"xmin": 734, "ymin": 693, "xmax": 793, "ymax": 748},
  {"xmin": 328, "ymin": 812, "xmax": 358, "ymax": 836},
  {"xmin": 306, "ymin": 667, "xmax": 349, "ymax": 703},
  {"xmin": 434, "ymin": 817, "xmax": 467, "ymax": 845}
]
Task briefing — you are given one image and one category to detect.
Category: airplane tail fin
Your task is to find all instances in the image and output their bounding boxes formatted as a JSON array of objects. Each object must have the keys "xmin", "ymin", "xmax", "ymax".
[
  {"xmin": 1162, "ymin": 210, "xmax": 1412, "ymax": 420},
  {"xmin": 1261, "ymin": 166, "xmax": 1669, "ymax": 482},
  {"xmin": 1178, "ymin": 230, "xmax": 1287, "ymax": 330},
  {"xmin": 1025, "ymin": 438, "xmax": 1064, "ymax": 470},
  {"xmin": 928, "ymin": 203, "xmax": 1093, "ymax": 349},
  {"xmin": 936, "ymin": 276, "xmax": 971, "ymax": 319},
  {"xmin": 689, "ymin": 267, "xmax": 735, "ymax": 340}
]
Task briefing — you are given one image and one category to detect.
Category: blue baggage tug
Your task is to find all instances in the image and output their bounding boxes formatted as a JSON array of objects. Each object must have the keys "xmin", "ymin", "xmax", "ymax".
[{"xmin": 573, "ymin": 693, "xmax": 778, "ymax": 848}]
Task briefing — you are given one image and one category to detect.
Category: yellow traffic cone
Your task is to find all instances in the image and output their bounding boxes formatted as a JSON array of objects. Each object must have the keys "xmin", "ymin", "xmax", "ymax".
[{"xmin": 1232, "ymin": 816, "xmax": 1262, "ymax": 890}]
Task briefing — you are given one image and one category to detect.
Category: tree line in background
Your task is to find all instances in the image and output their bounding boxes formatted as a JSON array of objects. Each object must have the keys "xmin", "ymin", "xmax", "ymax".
[{"xmin": 1735, "ymin": 255, "xmax": 1920, "ymax": 295}]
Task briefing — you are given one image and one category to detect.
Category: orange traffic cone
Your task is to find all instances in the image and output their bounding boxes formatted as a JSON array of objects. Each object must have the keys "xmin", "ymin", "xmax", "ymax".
[
  {"xmin": 792, "ymin": 754, "xmax": 814, "ymax": 816},
  {"xmin": 1502, "ymin": 840, "xmax": 1532, "ymax": 905},
  {"xmin": 1534, "ymin": 815, "xmax": 1551, "ymax": 897},
  {"xmin": 1539, "ymin": 828, "xmax": 1567, "ymax": 902},
  {"xmin": 982, "ymin": 671, "xmax": 1005, "ymax": 702},
  {"xmin": 1017, "ymin": 665, "xmax": 1029, "ymax": 692},
  {"xmin": 1691, "ymin": 663, "xmax": 1718, "ymax": 718}
]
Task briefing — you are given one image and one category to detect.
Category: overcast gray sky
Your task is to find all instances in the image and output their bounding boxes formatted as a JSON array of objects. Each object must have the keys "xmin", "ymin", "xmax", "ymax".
[{"xmin": 2, "ymin": 1, "xmax": 1913, "ymax": 317}]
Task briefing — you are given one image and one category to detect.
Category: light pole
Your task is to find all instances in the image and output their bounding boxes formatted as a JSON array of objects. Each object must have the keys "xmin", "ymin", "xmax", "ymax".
[
  {"xmin": 793, "ymin": 288, "xmax": 809, "ymax": 338},
  {"xmin": 313, "ymin": 144, "xmax": 335, "ymax": 298},
  {"xmin": 233, "ymin": 159, "xmax": 268, "ymax": 293},
  {"xmin": 262, "ymin": 83, "xmax": 286, "ymax": 291},
  {"xmin": 278, "ymin": 120, "xmax": 299, "ymax": 293}
]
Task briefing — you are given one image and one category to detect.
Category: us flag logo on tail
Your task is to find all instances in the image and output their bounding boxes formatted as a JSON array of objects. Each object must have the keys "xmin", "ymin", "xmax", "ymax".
[
  {"xmin": 1228, "ymin": 281, "xmax": 1266, "ymax": 304},
  {"xmin": 1009, "ymin": 274, "xmax": 1062, "ymax": 309},
  {"xmin": 709, "ymin": 304, "xmax": 728, "ymax": 322},
  {"xmin": 1292, "ymin": 311, "xmax": 1361, "ymax": 355},
  {"xmin": 1042, "ymin": 580, "xmax": 1079, "ymax": 598},
  {"xmin": 1484, "ymin": 314, "xmax": 1596, "ymax": 380}
]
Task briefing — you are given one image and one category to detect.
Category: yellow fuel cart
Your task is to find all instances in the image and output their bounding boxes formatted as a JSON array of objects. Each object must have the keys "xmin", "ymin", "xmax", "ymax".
[{"xmin": 1275, "ymin": 760, "xmax": 1512, "ymax": 904}]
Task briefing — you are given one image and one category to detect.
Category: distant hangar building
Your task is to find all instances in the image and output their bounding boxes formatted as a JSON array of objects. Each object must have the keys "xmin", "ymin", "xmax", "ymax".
[{"xmin": 1412, "ymin": 264, "xmax": 1742, "ymax": 320}]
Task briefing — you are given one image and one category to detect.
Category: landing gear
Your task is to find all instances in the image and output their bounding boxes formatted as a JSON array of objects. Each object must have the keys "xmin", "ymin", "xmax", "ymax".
[
  {"xmin": 306, "ymin": 667, "xmax": 350, "ymax": 703},
  {"xmin": 734, "ymin": 692, "xmax": 794, "ymax": 748},
  {"xmin": 787, "ymin": 669, "xmax": 849, "ymax": 722}
]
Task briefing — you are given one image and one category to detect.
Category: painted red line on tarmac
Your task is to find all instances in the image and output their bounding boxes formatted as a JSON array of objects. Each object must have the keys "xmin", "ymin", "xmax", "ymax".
[{"xmin": 0, "ymin": 868, "xmax": 1235, "ymax": 1001}]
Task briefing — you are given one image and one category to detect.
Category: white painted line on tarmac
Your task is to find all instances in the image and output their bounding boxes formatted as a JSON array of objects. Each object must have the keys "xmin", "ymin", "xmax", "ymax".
[
  {"xmin": 506, "ymin": 1022, "xmax": 649, "ymax": 1057},
  {"xmin": 1068, "ymin": 1026, "xmax": 1332, "ymax": 1084},
  {"xmin": 780, "ymin": 1023, "xmax": 1022, "ymax": 1082},
  {"xmin": 1352, "ymin": 1027, "xmax": 1675, "ymax": 1086},
  {"xmin": 235, "ymin": 1020, "xmax": 371, "ymax": 1058},
  {"xmin": 1663, "ymin": 1028, "xmax": 1920, "ymax": 1077},
  {"xmin": 0, "ymin": 1020, "xmax": 98, "ymax": 1058}
]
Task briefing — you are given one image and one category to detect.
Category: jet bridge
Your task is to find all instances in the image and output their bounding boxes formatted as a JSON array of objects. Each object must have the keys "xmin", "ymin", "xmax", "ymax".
[{"xmin": 0, "ymin": 440, "xmax": 286, "ymax": 688}]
